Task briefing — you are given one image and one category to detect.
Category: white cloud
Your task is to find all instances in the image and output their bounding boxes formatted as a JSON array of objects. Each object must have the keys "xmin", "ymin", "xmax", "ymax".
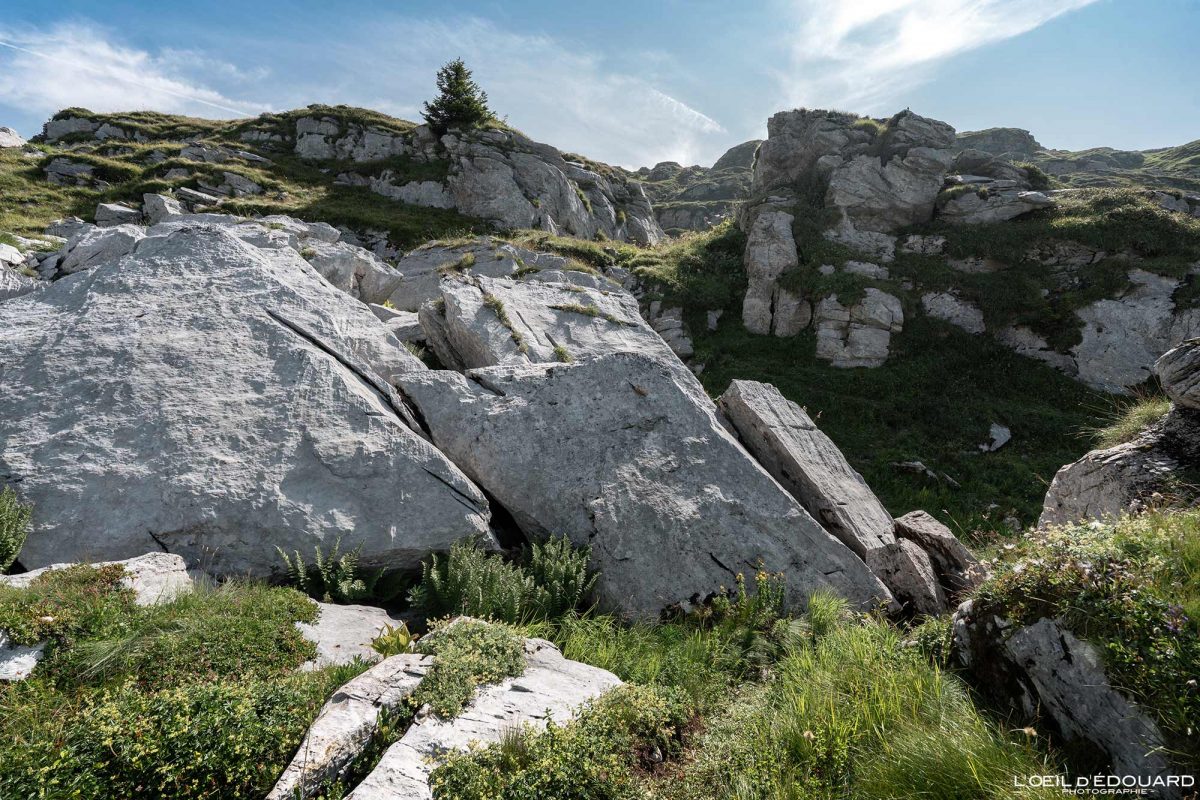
[
  {"xmin": 778, "ymin": 0, "xmax": 1099, "ymax": 112},
  {"xmin": 0, "ymin": 23, "xmax": 267, "ymax": 121}
]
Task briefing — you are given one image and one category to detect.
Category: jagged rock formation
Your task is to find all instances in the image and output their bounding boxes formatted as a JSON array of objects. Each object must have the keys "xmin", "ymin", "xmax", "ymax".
[
  {"xmin": 952, "ymin": 127, "xmax": 1042, "ymax": 158},
  {"xmin": 397, "ymin": 354, "xmax": 894, "ymax": 618},
  {"xmin": 0, "ymin": 126, "xmax": 25, "ymax": 148},
  {"xmin": 952, "ymin": 605, "xmax": 1178, "ymax": 796},
  {"xmin": 1040, "ymin": 339, "xmax": 1200, "ymax": 526},
  {"xmin": 633, "ymin": 140, "xmax": 759, "ymax": 234},
  {"xmin": 0, "ymin": 224, "xmax": 493, "ymax": 575}
]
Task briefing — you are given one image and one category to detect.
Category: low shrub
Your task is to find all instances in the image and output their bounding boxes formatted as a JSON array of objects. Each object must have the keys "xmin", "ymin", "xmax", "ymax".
[
  {"xmin": 414, "ymin": 617, "xmax": 526, "ymax": 718},
  {"xmin": 973, "ymin": 511, "xmax": 1200, "ymax": 760},
  {"xmin": 0, "ymin": 563, "xmax": 135, "ymax": 648}
]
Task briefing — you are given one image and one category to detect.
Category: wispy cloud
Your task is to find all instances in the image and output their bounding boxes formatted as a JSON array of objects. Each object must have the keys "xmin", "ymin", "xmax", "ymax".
[
  {"xmin": 306, "ymin": 17, "xmax": 727, "ymax": 168},
  {"xmin": 0, "ymin": 23, "xmax": 267, "ymax": 121},
  {"xmin": 777, "ymin": 0, "xmax": 1099, "ymax": 112}
]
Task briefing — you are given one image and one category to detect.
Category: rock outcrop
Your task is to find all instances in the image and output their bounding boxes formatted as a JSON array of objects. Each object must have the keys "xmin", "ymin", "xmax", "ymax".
[
  {"xmin": 741, "ymin": 208, "xmax": 799, "ymax": 336},
  {"xmin": 633, "ymin": 140, "xmax": 759, "ymax": 234},
  {"xmin": 894, "ymin": 511, "xmax": 984, "ymax": 594},
  {"xmin": 397, "ymin": 354, "xmax": 893, "ymax": 618},
  {"xmin": 952, "ymin": 605, "xmax": 1178, "ymax": 795},
  {"xmin": 0, "ymin": 226, "xmax": 493, "ymax": 575},
  {"xmin": 346, "ymin": 635, "xmax": 622, "ymax": 800},
  {"xmin": 0, "ymin": 126, "xmax": 25, "ymax": 148},
  {"xmin": 813, "ymin": 289, "xmax": 904, "ymax": 368},
  {"xmin": 0, "ymin": 552, "xmax": 193, "ymax": 606},
  {"xmin": 1041, "ymin": 337, "xmax": 1200, "ymax": 527}
]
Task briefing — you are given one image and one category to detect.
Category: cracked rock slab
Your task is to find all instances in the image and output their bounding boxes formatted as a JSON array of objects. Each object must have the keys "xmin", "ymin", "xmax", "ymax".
[
  {"xmin": 268, "ymin": 653, "xmax": 432, "ymax": 800},
  {"xmin": 346, "ymin": 638, "xmax": 621, "ymax": 800},
  {"xmin": 0, "ymin": 226, "xmax": 492, "ymax": 575},
  {"xmin": 397, "ymin": 353, "xmax": 892, "ymax": 618}
]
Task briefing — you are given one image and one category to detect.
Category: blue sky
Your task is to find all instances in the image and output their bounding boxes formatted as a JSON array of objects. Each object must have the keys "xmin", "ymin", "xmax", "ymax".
[{"xmin": 0, "ymin": 0, "xmax": 1195, "ymax": 168}]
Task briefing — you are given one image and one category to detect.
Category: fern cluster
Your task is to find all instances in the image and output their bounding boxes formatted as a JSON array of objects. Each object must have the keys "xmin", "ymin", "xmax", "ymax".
[
  {"xmin": 0, "ymin": 487, "xmax": 31, "ymax": 573},
  {"xmin": 408, "ymin": 536, "xmax": 597, "ymax": 624},
  {"xmin": 275, "ymin": 537, "xmax": 380, "ymax": 604}
]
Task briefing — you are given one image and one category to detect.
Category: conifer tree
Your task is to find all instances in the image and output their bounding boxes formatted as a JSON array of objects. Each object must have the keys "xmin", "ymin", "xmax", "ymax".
[{"xmin": 422, "ymin": 58, "xmax": 495, "ymax": 135}]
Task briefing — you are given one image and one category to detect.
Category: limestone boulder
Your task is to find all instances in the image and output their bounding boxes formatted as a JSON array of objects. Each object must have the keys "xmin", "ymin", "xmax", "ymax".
[
  {"xmin": 303, "ymin": 240, "xmax": 402, "ymax": 305},
  {"xmin": 1039, "ymin": 407, "xmax": 1200, "ymax": 526},
  {"xmin": 95, "ymin": 203, "xmax": 143, "ymax": 227},
  {"xmin": 865, "ymin": 539, "xmax": 946, "ymax": 616},
  {"xmin": 0, "ymin": 226, "xmax": 492, "ymax": 575},
  {"xmin": 952, "ymin": 606, "xmax": 1178, "ymax": 794},
  {"xmin": 894, "ymin": 511, "xmax": 984, "ymax": 594},
  {"xmin": 937, "ymin": 187, "xmax": 1053, "ymax": 224},
  {"xmin": 717, "ymin": 380, "xmax": 895, "ymax": 559},
  {"xmin": 58, "ymin": 224, "xmax": 145, "ymax": 274},
  {"xmin": 921, "ymin": 291, "xmax": 985, "ymax": 334},
  {"xmin": 297, "ymin": 602, "xmax": 408, "ymax": 670},
  {"xmin": 1156, "ymin": 338, "xmax": 1200, "ymax": 410},
  {"xmin": 397, "ymin": 354, "xmax": 893, "ymax": 618},
  {"xmin": 0, "ymin": 126, "xmax": 25, "ymax": 148}
]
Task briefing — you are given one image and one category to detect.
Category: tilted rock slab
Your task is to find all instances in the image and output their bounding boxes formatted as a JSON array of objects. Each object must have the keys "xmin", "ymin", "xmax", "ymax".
[
  {"xmin": 346, "ymin": 638, "xmax": 622, "ymax": 800},
  {"xmin": 426, "ymin": 273, "xmax": 676, "ymax": 371},
  {"xmin": 717, "ymin": 380, "xmax": 944, "ymax": 613},
  {"xmin": 268, "ymin": 653, "xmax": 432, "ymax": 800},
  {"xmin": 0, "ymin": 226, "xmax": 492, "ymax": 575},
  {"xmin": 716, "ymin": 380, "xmax": 895, "ymax": 559},
  {"xmin": 398, "ymin": 354, "xmax": 893, "ymax": 618},
  {"xmin": 952, "ymin": 605, "xmax": 1178, "ymax": 796}
]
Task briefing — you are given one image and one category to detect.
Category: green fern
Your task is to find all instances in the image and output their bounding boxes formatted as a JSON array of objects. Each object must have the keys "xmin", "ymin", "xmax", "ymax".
[
  {"xmin": 275, "ymin": 537, "xmax": 380, "ymax": 603},
  {"xmin": 0, "ymin": 487, "xmax": 32, "ymax": 573}
]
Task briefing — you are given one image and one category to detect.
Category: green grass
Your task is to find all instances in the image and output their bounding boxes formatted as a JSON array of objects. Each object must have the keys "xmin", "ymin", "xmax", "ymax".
[
  {"xmin": 693, "ymin": 314, "xmax": 1113, "ymax": 535},
  {"xmin": 1091, "ymin": 393, "xmax": 1172, "ymax": 448},
  {"xmin": 975, "ymin": 511, "xmax": 1200, "ymax": 764}
]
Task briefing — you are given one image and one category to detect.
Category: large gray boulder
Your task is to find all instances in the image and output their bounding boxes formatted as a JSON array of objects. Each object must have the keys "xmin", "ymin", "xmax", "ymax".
[
  {"xmin": 0, "ymin": 226, "xmax": 493, "ymax": 575},
  {"xmin": 894, "ymin": 511, "xmax": 984, "ymax": 594},
  {"xmin": 268, "ymin": 653, "xmax": 433, "ymax": 800},
  {"xmin": 1039, "ymin": 408, "xmax": 1200, "ymax": 526},
  {"xmin": 397, "ymin": 354, "xmax": 893, "ymax": 618},
  {"xmin": 302, "ymin": 240, "xmax": 402, "ymax": 305},
  {"xmin": 346, "ymin": 636, "xmax": 622, "ymax": 800},
  {"xmin": 1154, "ymin": 337, "xmax": 1200, "ymax": 410},
  {"xmin": 423, "ymin": 273, "xmax": 674, "ymax": 371},
  {"xmin": 716, "ymin": 380, "xmax": 894, "ymax": 559},
  {"xmin": 952, "ymin": 606, "xmax": 1178, "ymax": 795},
  {"xmin": 95, "ymin": 203, "xmax": 143, "ymax": 227}
]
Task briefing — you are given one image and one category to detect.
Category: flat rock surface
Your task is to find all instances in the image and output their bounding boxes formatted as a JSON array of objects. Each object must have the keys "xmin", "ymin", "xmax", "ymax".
[{"xmin": 297, "ymin": 602, "xmax": 407, "ymax": 669}]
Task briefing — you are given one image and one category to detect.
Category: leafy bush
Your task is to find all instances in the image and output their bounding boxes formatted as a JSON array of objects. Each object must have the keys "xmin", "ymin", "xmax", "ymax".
[
  {"xmin": 0, "ymin": 487, "xmax": 30, "ymax": 573},
  {"xmin": 429, "ymin": 684, "xmax": 689, "ymax": 800},
  {"xmin": 408, "ymin": 536, "xmax": 597, "ymax": 624},
  {"xmin": 413, "ymin": 617, "xmax": 525, "ymax": 718},
  {"xmin": 277, "ymin": 536, "xmax": 381, "ymax": 603},
  {"xmin": 0, "ymin": 669, "xmax": 351, "ymax": 799},
  {"xmin": 0, "ymin": 563, "xmax": 134, "ymax": 648}
]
